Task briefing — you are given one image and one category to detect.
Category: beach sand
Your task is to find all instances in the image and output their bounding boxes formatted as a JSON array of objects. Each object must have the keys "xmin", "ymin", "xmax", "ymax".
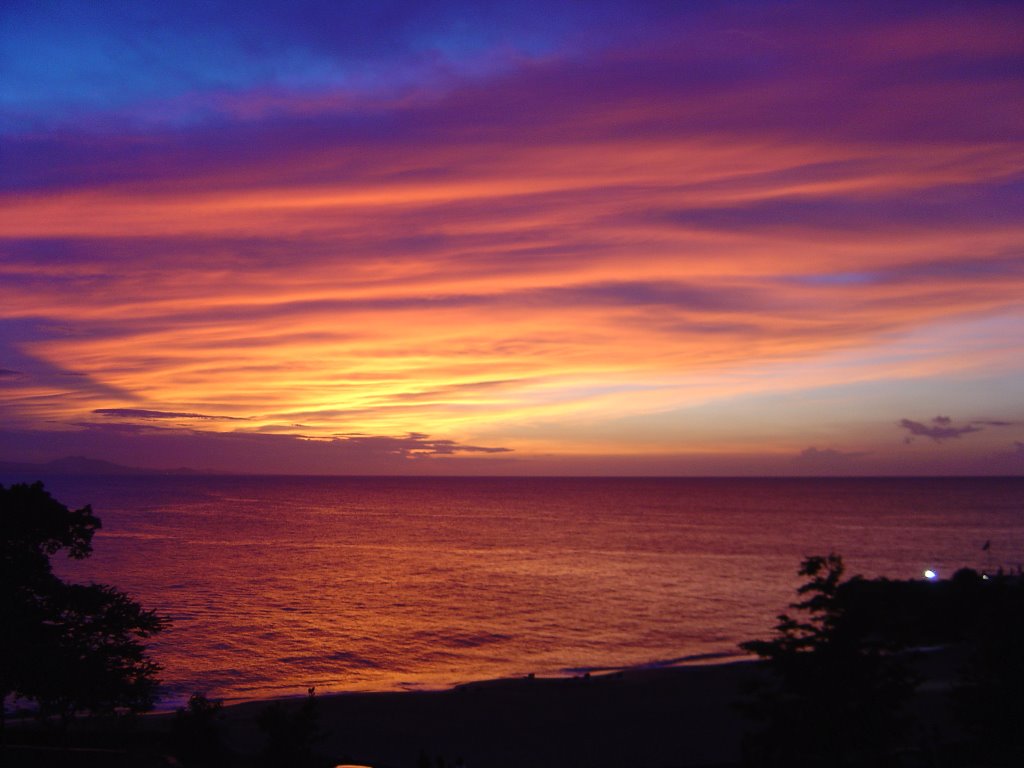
[
  {"xmin": 6, "ymin": 652, "xmax": 963, "ymax": 767},
  {"xmin": 214, "ymin": 661, "xmax": 758, "ymax": 768},
  {"xmin": 208, "ymin": 646, "xmax": 964, "ymax": 768}
]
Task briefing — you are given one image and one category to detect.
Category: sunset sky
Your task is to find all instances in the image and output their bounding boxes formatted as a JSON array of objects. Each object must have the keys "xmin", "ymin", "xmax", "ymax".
[{"xmin": 2, "ymin": 0, "xmax": 1022, "ymax": 475}]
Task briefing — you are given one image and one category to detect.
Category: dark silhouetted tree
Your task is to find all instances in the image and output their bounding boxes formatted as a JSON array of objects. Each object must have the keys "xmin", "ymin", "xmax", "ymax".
[
  {"xmin": 951, "ymin": 569, "xmax": 1024, "ymax": 766},
  {"xmin": 1, "ymin": 481, "xmax": 166, "ymax": 726},
  {"xmin": 172, "ymin": 692, "xmax": 226, "ymax": 766},
  {"xmin": 738, "ymin": 554, "xmax": 916, "ymax": 767},
  {"xmin": 257, "ymin": 688, "xmax": 324, "ymax": 767}
]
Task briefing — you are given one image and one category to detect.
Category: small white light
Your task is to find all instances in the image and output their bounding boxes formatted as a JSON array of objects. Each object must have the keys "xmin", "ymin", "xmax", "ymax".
[{"xmin": 924, "ymin": 569, "xmax": 937, "ymax": 580}]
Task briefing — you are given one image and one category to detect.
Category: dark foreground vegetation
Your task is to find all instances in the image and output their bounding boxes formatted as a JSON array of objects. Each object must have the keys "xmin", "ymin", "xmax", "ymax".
[
  {"xmin": 3, "ymin": 482, "xmax": 1023, "ymax": 766},
  {"xmin": 740, "ymin": 553, "xmax": 1024, "ymax": 767},
  {"xmin": 1, "ymin": 482, "xmax": 165, "ymax": 724}
]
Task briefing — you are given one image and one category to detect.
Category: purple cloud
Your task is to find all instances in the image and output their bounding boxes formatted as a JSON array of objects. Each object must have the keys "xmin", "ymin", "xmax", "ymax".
[
  {"xmin": 337, "ymin": 433, "xmax": 511, "ymax": 457},
  {"xmin": 899, "ymin": 415, "xmax": 1015, "ymax": 443},
  {"xmin": 0, "ymin": 422, "xmax": 511, "ymax": 475}
]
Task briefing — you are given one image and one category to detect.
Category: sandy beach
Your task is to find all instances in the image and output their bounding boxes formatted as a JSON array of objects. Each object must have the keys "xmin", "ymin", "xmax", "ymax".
[
  {"xmin": 209, "ymin": 661, "xmax": 757, "ymax": 768},
  {"xmin": 4, "ymin": 662, "xmax": 756, "ymax": 767},
  {"xmin": 4, "ymin": 649, "xmax": 966, "ymax": 768},
  {"xmin": 188, "ymin": 648, "xmax": 964, "ymax": 768}
]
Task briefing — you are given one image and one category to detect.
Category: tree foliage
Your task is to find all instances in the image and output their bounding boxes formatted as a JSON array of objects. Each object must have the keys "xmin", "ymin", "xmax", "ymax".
[
  {"xmin": 1, "ymin": 481, "xmax": 166, "ymax": 720},
  {"xmin": 738, "ymin": 554, "xmax": 916, "ymax": 767},
  {"xmin": 949, "ymin": 568, "xmax": 1024, "ymax": 766},
  {"xmin": 257, "ymin": 689, "xmax": 324, "ymax": 767},
  {"xmin": 172, "ymin": 692, "xmax": 226, "ymax": 766}
]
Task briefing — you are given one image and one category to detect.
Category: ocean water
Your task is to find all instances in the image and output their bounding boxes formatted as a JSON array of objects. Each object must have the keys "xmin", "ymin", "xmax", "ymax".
[{"xmin": 7, "ymin": 474, "xmax": 1024, "ymax": 708}]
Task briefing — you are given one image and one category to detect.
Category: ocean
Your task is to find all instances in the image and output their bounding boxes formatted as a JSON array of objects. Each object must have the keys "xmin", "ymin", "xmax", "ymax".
[{"xmin": 7, "ymin": 474, "xmax": 1023, "ymax": 708}]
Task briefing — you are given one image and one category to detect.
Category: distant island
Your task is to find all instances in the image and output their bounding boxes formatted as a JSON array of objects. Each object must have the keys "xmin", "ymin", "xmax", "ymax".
[{"xmin": 0, "ymin": 456, "xmax": 206, "ymax": 476}]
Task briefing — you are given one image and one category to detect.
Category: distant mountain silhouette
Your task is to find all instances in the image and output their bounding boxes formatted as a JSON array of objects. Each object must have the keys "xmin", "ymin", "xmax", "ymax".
[{"xmin": 0, "ymin": 455, "xmax": 205, "ymax": 476}]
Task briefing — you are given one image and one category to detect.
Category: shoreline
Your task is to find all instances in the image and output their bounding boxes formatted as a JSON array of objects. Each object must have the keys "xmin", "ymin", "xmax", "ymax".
[
  {"xmin": 158, "ymin": 648, "xmax": 961, "ymax": 768},
  {"xmin": 168, "ymin": 658, "xmax": 762, "ymax": 767},
  {"xmin": 8, "ymin": 649, "xmax": 965, "ymax": 768},
  {"xmin": 6, "ymin": 660, "xmax": 758, "ymax": 767},
  {"xmin": 159, "ymin": 648, "xmax": 754, "ymax": 713}
]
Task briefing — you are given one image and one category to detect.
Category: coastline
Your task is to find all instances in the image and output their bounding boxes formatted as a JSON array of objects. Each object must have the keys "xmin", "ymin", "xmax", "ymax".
[
  {"xmin": 162, "ymin": 659, "xmax": 761, "ymax": 767},
  {"xmin": 157, "ymin": 648, "xmax": 961, "ymax": 768},
  {"xmin": 181, "ymin": 648, "xmax": 753, "ymax": 712},
  {"xmin": 4, "ymin": 658, "xmax": 762, "ymax": 768},
  {"xmin": 7, "ymin": 646, "xmax": 966, "ymax": 767}
]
